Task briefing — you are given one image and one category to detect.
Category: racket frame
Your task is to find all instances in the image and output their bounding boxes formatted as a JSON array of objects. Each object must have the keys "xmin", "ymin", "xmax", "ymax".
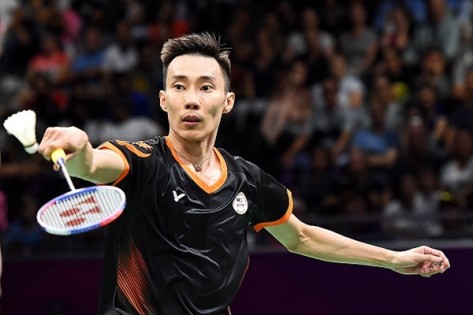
[{"xmin": 36, "ymin": 185, "xmax": 126, "ymax": 235}]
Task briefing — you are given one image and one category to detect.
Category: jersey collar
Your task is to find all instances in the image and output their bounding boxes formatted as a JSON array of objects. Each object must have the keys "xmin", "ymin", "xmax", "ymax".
[{"xmin": 165, "ymin": 137, "xmax": 228, "ymax": 194}]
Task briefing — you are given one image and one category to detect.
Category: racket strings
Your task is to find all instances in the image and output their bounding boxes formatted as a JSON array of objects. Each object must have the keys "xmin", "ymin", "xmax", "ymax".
[{"xmin": 38, "ymin": 188, "xmax": 124, "ymax": 231}]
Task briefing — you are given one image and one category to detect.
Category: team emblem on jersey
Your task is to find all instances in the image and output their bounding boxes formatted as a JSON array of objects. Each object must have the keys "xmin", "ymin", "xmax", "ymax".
[{"xmin": 232, "ymin": 192, "xmax": 248, "ymax": 215}]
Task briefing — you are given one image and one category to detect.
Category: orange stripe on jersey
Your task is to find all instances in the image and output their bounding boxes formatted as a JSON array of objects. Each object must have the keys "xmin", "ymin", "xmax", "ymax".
[
  {"xmin": 117, "ymin": 244, "xmax": 155, "ymax": 315},
  {"xmin": 98, "ymin": 142, "xmax": 130, "ymax": 186},
  {"xmin": 115, "ymin": 140, "xmax": 152, "ymax": 158},
  {"xmin": 165, "ymin": 137, "xmax": 228, "ymax": 194},
  {"xmin": 253, "ymin": 189, "xmax": 293, "ymax": 232}
]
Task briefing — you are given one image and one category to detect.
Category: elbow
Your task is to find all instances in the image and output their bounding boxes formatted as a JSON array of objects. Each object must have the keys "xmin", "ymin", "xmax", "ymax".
[{"xmin": 284, "ymin": 225, "xmax": 309, "ymax": 255}]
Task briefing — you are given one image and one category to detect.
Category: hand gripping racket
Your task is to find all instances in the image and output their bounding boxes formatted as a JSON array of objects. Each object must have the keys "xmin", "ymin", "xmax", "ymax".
[{"xmin": 36, "ymin": 149, "xmax": 126, "ymax": 235}]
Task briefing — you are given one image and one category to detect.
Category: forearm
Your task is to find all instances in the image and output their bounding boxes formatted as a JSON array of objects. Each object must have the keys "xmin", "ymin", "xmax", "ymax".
[
  {"xmin": 294, "ymin": 225, "xmax": 396, "ymax": 269},
  {"xmin": 66, "ymin": 145, "xmax": 123, "ymax": 184},
  {"xmin": 38, "ymin": 127, "xmax": 123, "ymax": 185}
]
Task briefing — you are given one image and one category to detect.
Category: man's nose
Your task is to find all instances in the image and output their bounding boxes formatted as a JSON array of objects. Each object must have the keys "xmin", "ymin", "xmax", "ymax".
[{"xmin": 184, "ymin": 91, "xmax": 200, "ymax": 110}]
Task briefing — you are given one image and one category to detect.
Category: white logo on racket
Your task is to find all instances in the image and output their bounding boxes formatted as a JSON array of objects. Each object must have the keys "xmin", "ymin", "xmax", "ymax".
[
  {"xmin": 232, "ymin": 192, "xmax": 248, "ymax": 215},
  {"xmin": 173, "ymin": 190, "xmax": 186, "ymax": 202}
]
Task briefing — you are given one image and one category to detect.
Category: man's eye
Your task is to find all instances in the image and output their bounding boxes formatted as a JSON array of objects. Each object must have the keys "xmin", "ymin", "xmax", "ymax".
[
  {"xmin": 174, "ymin": 84, "xmax": 184, "ymax": 90},
  {"xmin": 202, "ymin": 85, "xmax": 213, "ymax": 91}
]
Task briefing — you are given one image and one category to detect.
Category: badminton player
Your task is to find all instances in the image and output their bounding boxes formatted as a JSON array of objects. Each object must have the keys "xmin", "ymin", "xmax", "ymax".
[{"xmin": 38, "ymin": 32, "xmax": 450, "ymax": 315}]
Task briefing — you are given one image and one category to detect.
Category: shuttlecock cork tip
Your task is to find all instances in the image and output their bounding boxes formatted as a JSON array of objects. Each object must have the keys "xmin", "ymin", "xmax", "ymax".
[{"xmin": 3, "ymin": 110, "xmax": 38, "ymax": 154}]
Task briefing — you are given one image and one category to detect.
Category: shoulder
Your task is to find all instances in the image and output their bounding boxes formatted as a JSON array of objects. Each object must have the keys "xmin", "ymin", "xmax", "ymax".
[
  {"xmin": 219, "ymin": 148, "xmax": 257, "ymax": 168},
  {"xmin": 101, "ymin": 136, "xmax": 166, "ymax": 159}
]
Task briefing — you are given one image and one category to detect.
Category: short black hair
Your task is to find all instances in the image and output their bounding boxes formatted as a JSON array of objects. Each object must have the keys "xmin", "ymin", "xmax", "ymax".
[{"xmin": 161, "ymin": 32, "xmax": 231, "ymax": 92}]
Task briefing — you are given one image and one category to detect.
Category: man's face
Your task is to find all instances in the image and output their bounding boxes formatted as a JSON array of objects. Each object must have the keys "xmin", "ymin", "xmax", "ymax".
[{"xmin": 159, "ymin": 54, "xmax": 235, "ymax": 142}]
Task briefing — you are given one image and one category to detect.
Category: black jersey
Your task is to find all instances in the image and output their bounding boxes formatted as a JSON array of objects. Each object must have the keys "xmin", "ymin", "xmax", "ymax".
[{"xmin": 97, "ymin": 136, "xmax": 293, "ymax": 315}]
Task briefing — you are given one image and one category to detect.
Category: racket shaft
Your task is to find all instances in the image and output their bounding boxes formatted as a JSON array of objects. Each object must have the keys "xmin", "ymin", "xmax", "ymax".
[{"xmin": 57, "ymin": 158, "xmax": 76, "ymax": 191}]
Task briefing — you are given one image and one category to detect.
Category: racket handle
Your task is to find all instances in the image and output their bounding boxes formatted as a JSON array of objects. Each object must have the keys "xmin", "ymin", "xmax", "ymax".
[
  {"xmin": 51, "ymin": 149, "xmax": 66, "ymax": 164},
  {"xmin": 51, "ymin": 148, "xmax": 76, "ymax": 191}
]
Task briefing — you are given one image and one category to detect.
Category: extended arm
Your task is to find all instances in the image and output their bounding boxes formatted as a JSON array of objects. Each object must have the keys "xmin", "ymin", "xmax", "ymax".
[
  {"xmin": 38, "ymin": 127, "xmax": 124, "ymax": 184},
  {"xmin": 266, "ymin": 214, "xmax": 450, "ymax": 276}
]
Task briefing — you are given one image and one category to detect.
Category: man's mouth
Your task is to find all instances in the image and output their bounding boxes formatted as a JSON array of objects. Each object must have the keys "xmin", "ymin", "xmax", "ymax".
[{"xmin": 183, "ymin": 115, "xmax": 201, "ymax": 124}]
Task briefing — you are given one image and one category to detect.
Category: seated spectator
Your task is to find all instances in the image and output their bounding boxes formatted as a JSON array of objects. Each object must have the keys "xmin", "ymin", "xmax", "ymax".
[
  {"xmin": 324, "ymin": 147, "xmax": 390, "ymax": 234},
  {"xmin": 297, "ymin": 145, "xmax": 336, "ymax": 217},
  {"xmin": 372, "ymin": 47, "xmax": 416, "ymax": 104},
  {"xmin": 286, "ymin": 8, "xmax": 334, "ymax": 82},
  {"xmin": 85, "ymin": 99, "xmax": 163, "ymax": 146},
  {"xmin": 394, "ymin": 112, "xmax": 443, "ymax": 181},
  {"xmin": 369, "ymin": 74, "xmax": 403, "ymax": 131},
  {"xmin": 451, "ymin": 0, "xmax": 473, "ymax": 100},
  {"xmin": 102, "ymin": 20, "xmax": 138, "ymax": 75},
  {"xmin": 3, "ymin": 194, "xmax": 44, "ymax": 257},
  {"xmin": 0, "ymin": 6, "xmax": 41, "ymax": 76},
  {"xmin": 324, "ymin": 53, "xmax": 366, "ymax": 162},
  {"xmin": 351, "ymin": 101, "xmax": 399, "ymax": 171},
  {"xmin": 410, "ymin": 47, "xmax": 451, "ymax": 102},
  {"xmin": 408, "ymin": 83, "xmax": 449, "ymax": 151},
  {"xmin": 310, "ymin": 77, "xmax": 357, "ymax": 160},
  {"xmin": 405, "ymin": 0, "xmax": 460, "ymax": 65},
  {"xmin": 70, "ymin": 25, "xmax": 106, "ymax": 88},
  {"xmin": 338, "ymin": 1, "xmax": 378, "ymax": 77},
  {"xmin": 382, "ymin": 171, "xmax": 443, "ymax": 239},
  {"xmin": 14, "ymin": 72, "xmax": 68, "ymax": 125},
  {"xmin": 27, "ymin": 33, "xmax": 70, "ymax": 86},
  {"xmin": 111, "ymin": 71, "xmax": 151, "ymax": 117},
  {"xmin": 260, "ymin": 59, "xmax": 313, "ymax": 177},
  {"xmin": 445, "ymin": 67, "xmax": 473, "ymax": 152},
  {"xmin": 379, "ymin": 5, "xmax": 414, "ymax": 53},
  {"xmin": 440, "ymin": 129, "xmax": 473, "ymax": 209}
]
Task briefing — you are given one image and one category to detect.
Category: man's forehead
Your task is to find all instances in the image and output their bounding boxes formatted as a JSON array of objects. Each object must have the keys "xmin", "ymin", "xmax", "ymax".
[{"xmin": 168, "ymin": 54, "xmax": 222, "ymax": 76}]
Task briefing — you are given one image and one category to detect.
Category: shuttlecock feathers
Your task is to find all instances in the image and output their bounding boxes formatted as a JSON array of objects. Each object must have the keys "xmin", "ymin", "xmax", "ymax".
[{"xmin": 3, "ymin": 110, "xmax": 38, "ymax": 154}]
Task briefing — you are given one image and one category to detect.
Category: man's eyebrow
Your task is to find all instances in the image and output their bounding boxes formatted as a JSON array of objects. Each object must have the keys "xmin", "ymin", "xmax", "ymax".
[{"xmin": 170, "ymin": 75, "xmax": 217, "ymax": 81}]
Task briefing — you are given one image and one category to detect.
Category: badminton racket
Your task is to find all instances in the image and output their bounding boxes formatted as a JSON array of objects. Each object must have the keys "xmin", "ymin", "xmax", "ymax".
[{"xmin": 36, "ymin": 149, "xmax": 126, "ymax": 235}]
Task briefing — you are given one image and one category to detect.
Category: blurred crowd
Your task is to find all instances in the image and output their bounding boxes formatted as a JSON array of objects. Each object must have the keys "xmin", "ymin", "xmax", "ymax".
[{"xmin": 1, "ymin": 0, "xmax": 473, "ymax": 257}]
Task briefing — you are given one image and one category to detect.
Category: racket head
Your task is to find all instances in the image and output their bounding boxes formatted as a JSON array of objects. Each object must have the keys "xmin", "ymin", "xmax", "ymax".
[{"xmin": 37, "ymin": 185, "xmax": 126, "ymax": 235}]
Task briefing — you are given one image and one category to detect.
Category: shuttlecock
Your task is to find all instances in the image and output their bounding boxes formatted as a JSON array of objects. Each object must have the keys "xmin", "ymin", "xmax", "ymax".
[{"xmin": 3, "ymin": 110, "xmax": 38, "ymax": 154}]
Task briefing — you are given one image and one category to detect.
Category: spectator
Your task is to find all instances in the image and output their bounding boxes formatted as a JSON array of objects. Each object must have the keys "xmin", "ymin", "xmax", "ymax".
[
  {"xmin": 0, "ymin": 6, "xmax": 40, "ymax": 76},
  {"xmin": 410, "ymin": 47, "xmax": 451, "ymax": 102},
  {"xmin": 382, "ymin": 171, "xmax": 443, "ymax": 239},
  {"xmin": 379, "ymin": 5, "xmax": 414, "ymax": 53},
  {"xmin": 451, "ymin": 32, "xmax": 473, "ymax": 101},
  {"xmin": 326, "ymin": 53, "xmax": 366, "ymax": 161},
  {"xmin": 405, "ymin": 0, "xmax": 460, "ymax": 64},
  {"xmin": 326, "ymin": 147, "xmax": 390, "ymax": 234},
  {"xmin": 374, "ymin": 47, "xmax": 415, "ymax": 101},
  {"xmin": 395, "ymin": 112, "xmax": 443, "ymax": 181},
  {"xmin": 286, "ymin": 7, "xmax": 335, "ymax": 69},
  {"xmin": 338, "ymin": 1, "xmax": 378, "ymax": 77},
  {"xmin": 310, "ymin": 77, "xmax": 355, "ymax": 159},
  {"xmin": 446, "ymin": 67, "xmax": 473, "ymax": 151},
  {"xmin": 3, "ymin": 194, "xmax": 44, "ymax": 257},
  {"xmin": 369, "ymin": 74, "xmax": 403, "ymax": 131},
  {"xmin": 260, "ymin": 59, "xmax": 313, "ymax": 175},
  {"xmin": 440, "ymin": 129, "xmax": 473, "ymax": 209},
  {"xmin": 85, "ymin": 99, "xmax": 163, "ymax": 146},
  {"xmin": 70, "ymin": 25, "xmax": 106, "ymax": 89},
  {"xmin": 351, "ymin": 101, "xmax": 399, "ymax": 171},
  {"xmin": 102, "ymin": 20, "xmax": 138, "ymax": 75},
  {"xmin": 15, "ymin": 72, "xmax": 68, "ymax": 125},
  {"xmin": 409, "ymin": 83, "xmax": 449, "ymax": 151},
  {"xmin": 27, "ymin": 33, "xmax": 70, "ymax": 86}
]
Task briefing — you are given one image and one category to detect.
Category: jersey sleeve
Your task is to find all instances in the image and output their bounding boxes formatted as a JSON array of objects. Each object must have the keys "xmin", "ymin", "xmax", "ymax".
[
  {"xmin": 97, "ymin": 139, "xmax": 163, "ymax": 191},
  {"xmin": 246, "ymin": 163, "xmax": 293, "ymax": 232}
]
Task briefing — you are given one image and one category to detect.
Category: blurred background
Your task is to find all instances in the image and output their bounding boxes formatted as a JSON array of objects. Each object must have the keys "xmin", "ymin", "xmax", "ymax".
[{"xmin": 0, "ymin": 0, "xmax": 473, "ymax": 314}]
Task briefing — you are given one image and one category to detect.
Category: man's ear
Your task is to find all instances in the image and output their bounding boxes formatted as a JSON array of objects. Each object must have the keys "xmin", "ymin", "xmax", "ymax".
[
  {"xmin": 223, "ymin": 92, "xmax": 235, "ymax": 114},
  {"xmin": 159, "ymin": 90, "xmax": 167, "ymax": 112}
]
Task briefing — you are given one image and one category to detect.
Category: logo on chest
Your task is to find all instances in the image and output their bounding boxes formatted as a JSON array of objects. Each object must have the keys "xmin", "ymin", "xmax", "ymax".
[
  {"xmin": 232, "ymin": 192, "xmax": 248, "ymax": 215},
  {"xmin": 173, "ymin": 190, "xmax": 186, "ymax": 202}
]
